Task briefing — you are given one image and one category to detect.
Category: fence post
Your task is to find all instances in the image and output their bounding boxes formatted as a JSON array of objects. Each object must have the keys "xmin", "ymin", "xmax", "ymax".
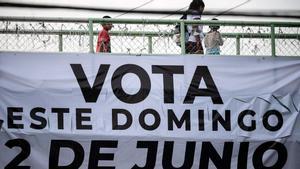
[
  {"xmin": 180, "ymin": 21, "xmax": 186, "ymax": 54},
  {"xmin": 148, "ymin": 36, "xmax": 153, "ymax": 54},
  {"xmin": 89, "ymin": 19, "xmax": 94, "ymax": 53},
  {"xmin": 271, "ymin": 24, "xmax": 276, "ymax": 56},
  {"xmin": 58, "ymin": 34, "xmax": 63, "ymax": 52},
  {"xmin": 236, "ymin": 35, "xmax": 240, "ymax": 55}
]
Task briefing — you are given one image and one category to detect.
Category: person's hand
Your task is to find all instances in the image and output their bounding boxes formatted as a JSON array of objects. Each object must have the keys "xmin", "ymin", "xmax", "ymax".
[
  {"xmin": 196, "ymin": 41, "xmax": 201, "ymax": 48},
  {"xmin": 195, "ymin": 49, "xmax": 203, "ymax": 54}
]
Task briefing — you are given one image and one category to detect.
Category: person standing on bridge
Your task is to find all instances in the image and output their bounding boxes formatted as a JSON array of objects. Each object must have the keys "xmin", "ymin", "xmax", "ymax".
[
  {"xmin": 204, "ymin": 18, "xmax": 224, "ymax": 55},
  {"xmin": 96, "ymin": 16, "xmax": 113, "ymax": 53},
  {"xmin": 186, "ymin": 0, "xmax": 205, "ymax": 54}
]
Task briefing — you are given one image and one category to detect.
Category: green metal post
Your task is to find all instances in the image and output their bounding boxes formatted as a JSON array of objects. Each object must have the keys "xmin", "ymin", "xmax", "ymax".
[
  {"xmin": 236, "ymin": 35, "xmax": 240, "ymax": 55},
  {"xmin": 271, "ymin": 24, "xmax": 276, "ymax": 56},
  {"xmin": 148, "ymin": 36, "xmax": 153, "ymax": 54},
  {"xmin": 180, "ymin": 21, "xmax": 186, "ymax": 54},
  {"xmin": 88, "ymin": 19, "xmax": 94, "ymax": 53},
  {"xmin": 58, "ymin": 34, "xmax": 63, "ymax": 52}
]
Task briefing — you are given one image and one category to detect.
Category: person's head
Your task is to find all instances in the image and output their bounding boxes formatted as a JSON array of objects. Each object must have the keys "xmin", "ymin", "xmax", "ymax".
[
  {"xmin": 209, "ymin": 18, "xmax": 220, "ymax": 31},
  {"xmin": 102, "ymin": 15, "xmax": 113, "ymax": 31},
  {"xmin": 188, "ymin": 0, "xmax": 205, "ymax": 13}
]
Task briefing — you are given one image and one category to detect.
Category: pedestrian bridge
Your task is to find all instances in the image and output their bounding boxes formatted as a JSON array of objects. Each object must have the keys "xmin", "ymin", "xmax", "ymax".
[{"xmin": 0, "ymin": 16, "xmax": 299, "ymax": 56}]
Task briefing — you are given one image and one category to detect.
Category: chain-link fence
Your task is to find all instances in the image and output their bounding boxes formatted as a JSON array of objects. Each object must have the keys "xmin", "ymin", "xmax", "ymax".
[{"xmin": 0, "ymin": 17, "xmax": 299, "ymax": 56}]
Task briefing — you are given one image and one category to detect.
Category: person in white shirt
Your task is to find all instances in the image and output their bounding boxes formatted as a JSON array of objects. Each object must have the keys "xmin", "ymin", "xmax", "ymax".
[
  {"xmin": 186, "ymin": 0, "xmax": 205, "ymax": 54},
  {"xmin": 204, "ymin": 18, "xmax": 224, "ymax": 55}
]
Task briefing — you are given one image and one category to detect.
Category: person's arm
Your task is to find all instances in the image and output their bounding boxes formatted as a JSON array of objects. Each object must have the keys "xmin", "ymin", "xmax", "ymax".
[
  {"xmin": 204, "ymin": 33, "xmax": 209, "ymax": 48},
  {"xmin": 195, "ymin": 33, "xmax": 201, "ymax": 48},
  {"xmin": 218, "ymin": 32, "xmax": 224, "ymax": 46},
  {"xmin": 192, "ymin": 17, "xmax": 202, "ymax": 48},
  {"xmin": 96, "ymin": 32, "xmax": 102, "ymax": 52},
  {"xmin": 99, "ymin": 40, "xmax": 107, "ymax": 52}
]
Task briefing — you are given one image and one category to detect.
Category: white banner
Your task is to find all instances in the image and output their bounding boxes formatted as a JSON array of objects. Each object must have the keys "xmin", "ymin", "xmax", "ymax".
[{"xmin": 0, "ymin": 52, "xmax": 300, "ymax": 169}]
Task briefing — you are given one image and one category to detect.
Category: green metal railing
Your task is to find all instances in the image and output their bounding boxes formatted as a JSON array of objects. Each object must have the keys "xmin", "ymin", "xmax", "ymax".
[{"xmin": 0, "ymin": 17, "xmax": 299, "ymax": 56}]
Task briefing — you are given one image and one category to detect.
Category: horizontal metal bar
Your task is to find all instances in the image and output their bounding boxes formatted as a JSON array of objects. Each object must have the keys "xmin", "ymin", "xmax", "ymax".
[
  {"xmin": 1, "ymin": 29, "xmax": 299, "ymax": 39},
  {"xmin": 0, "ymin": 30, "xmax": 168, "ymax": 37},
  {"xmin": 182, "ymin": 20, "xmax": 300, "ymax": 27},
  {"xmin": 90, "ymin": 18, "xmax": 300, "ymax": 27},
  {"xmin": 0, "ymin": 16, "xmax": 88, "ymax": 23},
  {"xmin": 1, "ymin": 16, "xmax": 299, "ymax": 27},
  {"xmin": 223, "ymin": 33, "xmax": 300, "ymax": 39}
]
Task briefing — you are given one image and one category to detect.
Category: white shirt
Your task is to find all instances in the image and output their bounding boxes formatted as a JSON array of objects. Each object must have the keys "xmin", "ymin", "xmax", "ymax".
[{"xmin": 186, "ymin": 11, "xmax": 203, "ymax": 42}]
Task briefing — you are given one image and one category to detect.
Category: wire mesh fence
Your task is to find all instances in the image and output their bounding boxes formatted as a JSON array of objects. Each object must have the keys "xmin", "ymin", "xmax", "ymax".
[{"xmin": 0, "ymin": 17, "xmax": 299, "ymax": 56}]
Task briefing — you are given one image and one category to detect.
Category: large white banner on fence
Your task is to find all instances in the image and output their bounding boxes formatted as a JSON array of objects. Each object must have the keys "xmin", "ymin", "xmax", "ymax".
[{"xmin": 0, "ymin": 52, "xmax": 300, "ymax": 169}]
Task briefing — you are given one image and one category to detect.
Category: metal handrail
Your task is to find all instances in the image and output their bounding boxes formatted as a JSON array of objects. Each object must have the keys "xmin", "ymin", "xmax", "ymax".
[
  {"xmin": 1, "ymin": 16, "xmax": 299, "ymax": 56},
  {"xmin": 2, "ymin": 16, "xmax": 299, "ymax": 26}
]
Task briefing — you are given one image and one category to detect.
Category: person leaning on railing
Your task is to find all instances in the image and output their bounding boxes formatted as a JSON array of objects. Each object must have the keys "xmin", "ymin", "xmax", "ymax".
[
  {"xmin": 185, "ymin": 0, "xmax": 205, "ymax": 54},
  {"xmin": 96, "ymin": 16, "xmax": 113, "ymax": 53},
  {"xmin": 204, "ymin": 18, "xmax": 224, "ymax": 55}
]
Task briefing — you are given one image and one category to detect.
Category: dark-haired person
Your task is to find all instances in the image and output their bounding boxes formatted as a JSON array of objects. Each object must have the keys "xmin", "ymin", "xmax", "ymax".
[
  {"xmin": 186, "ymin": 0, "xmax": 205, "ymax": 54},
  {"xmin": 96, "ymin": 16, "xmax": 113, "ymax": 53}
]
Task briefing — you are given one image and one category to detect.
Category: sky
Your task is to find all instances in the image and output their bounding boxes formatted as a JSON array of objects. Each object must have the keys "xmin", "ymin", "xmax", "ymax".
[{"xmin": 0, "ymin": 0, "xmax": 300, "ymax": 21}]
